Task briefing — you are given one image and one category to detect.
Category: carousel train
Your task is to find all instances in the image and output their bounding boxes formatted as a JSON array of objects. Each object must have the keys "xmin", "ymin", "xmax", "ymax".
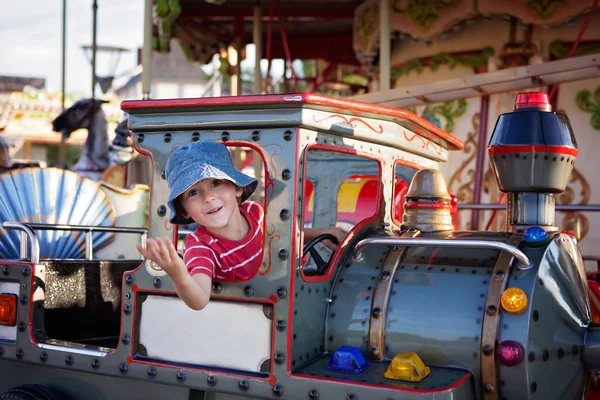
[{"xmin": 0, "ymin": 92, "xmax": 597, "ymax": 400}]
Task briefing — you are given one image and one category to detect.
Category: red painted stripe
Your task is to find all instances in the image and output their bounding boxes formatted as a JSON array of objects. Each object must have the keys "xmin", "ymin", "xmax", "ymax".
[
  {"xmin": 405, "ymin": 202, "xmax": 451, "ymax": 210},
  {"xmin": 121, "ymin": 93, "xmax": 463, "ymax": 151},
  {"xmin": 488, "ymin": 145, "xmax": 578, "ymax": 156}
]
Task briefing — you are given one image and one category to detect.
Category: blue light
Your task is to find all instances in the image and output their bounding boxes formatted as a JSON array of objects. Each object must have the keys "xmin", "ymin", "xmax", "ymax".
[
  {"xmin": 524, "ymin": 226, "xmax": 549, "ymax": 247},
  {"xmin": 326, "ymin": 346, "xmax": 370, "ymax": 374}
]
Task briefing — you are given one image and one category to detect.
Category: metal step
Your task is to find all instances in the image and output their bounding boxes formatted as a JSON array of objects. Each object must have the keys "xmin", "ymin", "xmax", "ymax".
[{"xmin": 352, "ymin": 53, "xmax": 600, "ymax": 107}]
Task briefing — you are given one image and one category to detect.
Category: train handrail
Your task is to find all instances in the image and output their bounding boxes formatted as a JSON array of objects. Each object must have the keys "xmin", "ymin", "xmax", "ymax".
[
  {"xmin": 1, "ymin": 222, "xmax": 148, "ymax": 262},
  {"xmin": 354, "ymin": 237, "xmax": 532, "ymax": 271}
]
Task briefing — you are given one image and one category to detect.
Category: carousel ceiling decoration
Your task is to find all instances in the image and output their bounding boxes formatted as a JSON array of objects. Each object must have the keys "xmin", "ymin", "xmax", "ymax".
[{"xmin": 354, "ymin": 0, "xmax": 596, "ymax": 70}]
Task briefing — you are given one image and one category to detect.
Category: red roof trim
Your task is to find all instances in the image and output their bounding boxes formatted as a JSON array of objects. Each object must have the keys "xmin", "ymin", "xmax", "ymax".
[{"xmin": 121, "ymin": 94, "xmax": 464, "ymax": 151}]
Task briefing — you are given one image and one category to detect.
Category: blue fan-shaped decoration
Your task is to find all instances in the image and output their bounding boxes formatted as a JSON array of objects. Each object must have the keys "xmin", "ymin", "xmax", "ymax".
[{"xmin": 0, "ymin": 168, "xmax": 116, "ymax": 259}]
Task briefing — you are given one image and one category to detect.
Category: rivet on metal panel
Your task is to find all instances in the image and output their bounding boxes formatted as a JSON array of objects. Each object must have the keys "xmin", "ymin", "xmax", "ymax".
[
  {"xmin": 221, "ymin": 131, "xmax": 230, "ymax": 142},
  {"xmin": 275, "ymin": 352, "xmax": 285, "ymax": 364},
  {"xmin": 40, "ymin": 352, "xmax": 48, "ymax": 362},
  {"xmin": 273, "ymin": 385, "xmax": 283, "ymax": 396},
  {"xmin": 244, "ymin": 286, "xmax": 254, "ymax": 297},
  {"xmin": 123, "ymin": 304, "xmax": 132, "ymax": 315},
  {"xmin": 20, "ymin": 295, "xmax": 27, "ymax": 304},
  {"xmin": 309, "ymin": 389, "xmax": 319, "ymax": 399},
  {"xmin": 15, "ymin": 349, "xmax": 24, "ymax": 359},
  {"xmin": 239, "ymin": 379, "xmax": 249, "ymax": 390},
  {"xmin": 347, "ymin": 395, "xmax": 357, "ymax": 400},
  {"xmin": 0, "ymin": 347, "xmax": 4, "ymax": 357},
  {"xmin": 280, "ymin": 209, "xmax": 290, "ymax": 220},
  {"xmin": 276, "ymin": 320, "xmax": 287, "ymax": 331},
  {"xmin": 153, "ymin": 277, "xmax": 162, "ymax": 288},
  {"xmin": 372, "ymin": 308, "xmax": 382, "ymax": 318},
  {"xmin": 252, "ymin": 131, "xmax": 261, "ymax": 141},
  {"xmin": 282, "ymin": 169, "xmax": 291, "ymax": 180},
  {"xmin": 371, "ymin": 346, "xmax": 380, "ymax": 355},
  {"xmin": 157, "ymin": 205, "xmax": 167, "ymax": 217},
  {"xmin": 277, "ymin": 287, "xmax": 288, "ymax": 298},
  {"xmin": 192, "ymin": 132, "xmax": 200, "ymax": 142},
  {"xmin": 137, "ymin": 133, "xmax": 144, "ymax": 143},
  {"xmin": 483, "ymin": 383, "xmax": 495, "ymax": 393},
  {"xmin": 164, "ymin": 133, "xmax": 172, "ymax": 143},
  {"xmin": 22, "ymin": 267, "xmax": 30, "ymax": 277},
  {"xmin": 482, "ymin": 344, "xmax": 494, "ymax": 356},
  {"xmin": 207, "ymin": 375, "xmax": 217, "ymax": 385},
  {"xmin": 125, "ymin": 275, "xmax": 134, "ymax": 285},
  {"xmin": 119, "ymin": 363, "xmax": 128, "ymax": 373},
  {"xmin": 176, "ymin": 370, "xmax": 186, "ymax": 381},
  {"xmin": 122, "ymin": 334, "xmax": 131, "ymax": 345},
  {"xmin": 284, "ymin": 130, "xmax": 293, "ymax": 141},
  {"xmin": 2, "ymin": 266, "xmax": 9, "ymax": 275},
  {"xmin": 160, "ymin": 170, "xmax": 166, "ymax": 180},
  {"xmin": 147, "ymin": 366, "xmax": 157, "ymax": 377},
  {"xmin": 494, "ymin": 272, "xmax": 504, "ymax": 280},
  {"xmin": 278, "ymin": 249, "xmax": 289, "ymax": 260},
  {"xmin": 213, "ymin": 283, "xmax": 223, "ymax": 293},
  {"xmin": 486, "ymin": 305, "xmax": 497, "ymax": 316},
  {"xmin": 125, "ymin": 292, "xmax": 131, "ymax": 300},
  {"xmin": 91, "ymin": 359, "xmax": 100, "ymax": 369},
  {"xmin": 18, "ymin": 322, "xmax": 26, "ymax": 332},
  {"xmin": 65, "ymin": 355, "xmax": 74, "ymax": 366}
]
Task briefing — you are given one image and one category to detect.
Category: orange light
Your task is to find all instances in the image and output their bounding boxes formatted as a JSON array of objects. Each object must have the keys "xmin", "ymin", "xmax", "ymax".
[{"xmin": 0, "ymin": 294, "xmax": 17, "ymax": 326}]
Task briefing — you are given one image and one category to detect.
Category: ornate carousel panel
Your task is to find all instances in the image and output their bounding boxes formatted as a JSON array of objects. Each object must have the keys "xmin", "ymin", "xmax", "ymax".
[{"xmin": 0, "ymin": 168, "xmax": 116, "ymax": 259}]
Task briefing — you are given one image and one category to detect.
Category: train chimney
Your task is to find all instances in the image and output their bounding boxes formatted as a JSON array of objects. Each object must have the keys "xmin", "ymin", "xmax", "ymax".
[
  {"xmin": 487, "ymin": 92, "xmax": 578, "ymax": 233},
  {"xmin": 402, "ymin": 169, "xmax": 454, "ymax": 235}
]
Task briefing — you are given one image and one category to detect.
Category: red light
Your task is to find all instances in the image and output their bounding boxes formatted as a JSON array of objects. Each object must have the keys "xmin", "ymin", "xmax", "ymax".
[
  {"xmin": 562, "ymin": 230, "xmax": 577, "ymax": 240},
  {"xmin": 514, "ymin": 92, "xmax": 552, "ymax": 111},
  {"xmin": 0, "ymin": 294, "xmax": 17, "ymax": 326},
  {"xmin": 497, "ymin": 340, "xmax": 524, "ymax": 366}
]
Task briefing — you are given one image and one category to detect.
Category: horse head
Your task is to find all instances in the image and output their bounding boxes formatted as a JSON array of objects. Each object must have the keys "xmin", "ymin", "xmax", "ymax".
[
  {"xmin": 52, "ymin": 98, "xmax": 108, "ymax": 141},
  {"xmin": 52, "ymin": 98, "xmax": 110, "ymax": 179}
]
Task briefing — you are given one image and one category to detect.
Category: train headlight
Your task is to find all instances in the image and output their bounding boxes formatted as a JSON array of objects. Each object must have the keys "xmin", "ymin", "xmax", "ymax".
[
  {"xmin": 501, "ymin": 288, "xmax": 528, "ymax": 314},
  {"xmin": 384, "ymin": 352, "xmax": 430, "ymax": 382}
]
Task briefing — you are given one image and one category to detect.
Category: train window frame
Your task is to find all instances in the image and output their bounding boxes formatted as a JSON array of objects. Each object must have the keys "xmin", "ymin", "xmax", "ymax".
[
  {"xmin": 173, "ymin": 142, "xmax": 268, "ymax": 283},
  {"xmin": 299, "ymin": 143, "xmax": 383, "ymax": 283}
]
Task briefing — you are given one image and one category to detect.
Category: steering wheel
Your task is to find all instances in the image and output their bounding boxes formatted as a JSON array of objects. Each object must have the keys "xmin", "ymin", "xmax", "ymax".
[{"xmin": 302, "ymin": 233, "xmax": 338, "ymax": 276}]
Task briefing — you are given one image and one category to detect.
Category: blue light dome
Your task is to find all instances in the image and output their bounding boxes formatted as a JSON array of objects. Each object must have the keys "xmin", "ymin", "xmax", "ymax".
[
  {"xmin": 326, "ymin": 346, "xmax": 370, "ymax": 375},
  {"xmin": 524, "ymin": 226, "xmax": 549, "ymax": 247}
]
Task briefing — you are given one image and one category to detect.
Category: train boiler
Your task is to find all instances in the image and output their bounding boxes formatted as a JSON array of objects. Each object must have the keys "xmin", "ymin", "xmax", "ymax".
[{"xmin": 318, "ymin": 92, "xmax": 596, "ymax": 400}]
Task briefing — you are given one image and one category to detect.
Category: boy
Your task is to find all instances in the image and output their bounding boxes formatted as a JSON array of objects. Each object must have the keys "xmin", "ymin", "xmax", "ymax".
[{"xmin": 137, "ymin": 141, "xmax": 345, "ymax": 310}]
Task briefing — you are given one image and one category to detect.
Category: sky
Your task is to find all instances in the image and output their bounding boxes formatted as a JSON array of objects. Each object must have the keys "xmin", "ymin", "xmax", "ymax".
[{"xmin": 0, "ymin": 0, "xmax": 145, "ymax": 96}]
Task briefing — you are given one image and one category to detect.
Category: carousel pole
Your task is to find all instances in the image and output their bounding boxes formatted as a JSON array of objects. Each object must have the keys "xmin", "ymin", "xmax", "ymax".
[
  {"xmin": 253, "ymin": 4, "xmax": 262, "ymax": 94},
  {"xmin": 142, "ymin": 0, "xmax": 153, "ymax": 99},
  {"xmin": 59, "ymin": 0, "xmax": 67, "ymax": 165},
  {"xmin": 91, "ymin": 0, "xmax": 98, "ymax": 98},
  {"xmin": 379, "ymin": 0, "xmax": 391, "ymax": 91},
  {"xmin": 252, "ymin": 3, "xmax": 264, "ymax": 200}
]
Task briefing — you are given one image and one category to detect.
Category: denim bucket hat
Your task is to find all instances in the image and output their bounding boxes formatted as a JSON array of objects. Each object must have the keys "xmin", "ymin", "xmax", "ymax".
[{"xmin": 165, "ymin": 141, "xmax": 258, "ymax": 225}]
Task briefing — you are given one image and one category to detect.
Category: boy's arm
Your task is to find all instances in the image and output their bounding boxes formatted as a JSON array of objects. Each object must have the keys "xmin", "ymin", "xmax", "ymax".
[
  {"xmin": 170, "ymin": 272, "xmax": 212, "ymax": 311},
  {"xmin": 136, "ymin": 237, "xmax": 212, "ymax": 310}
]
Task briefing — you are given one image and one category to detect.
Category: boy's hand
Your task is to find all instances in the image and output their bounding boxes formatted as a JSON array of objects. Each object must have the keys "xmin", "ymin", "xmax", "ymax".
[
  {"xmin": 136, "ymin": 237, "xmax": 187, "ymax": 281},
  {"xmin": 322, "ymin": 227, "xmax": 347, "ymax": 251}
]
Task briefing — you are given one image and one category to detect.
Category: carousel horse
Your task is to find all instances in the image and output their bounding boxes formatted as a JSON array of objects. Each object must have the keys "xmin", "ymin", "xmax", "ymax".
[{"xmin": 52, "ymin": 98, "xmax": 111, "ymax": 181}]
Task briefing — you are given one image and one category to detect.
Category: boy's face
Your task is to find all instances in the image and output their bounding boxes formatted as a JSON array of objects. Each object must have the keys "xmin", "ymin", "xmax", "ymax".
[{"xmin": 179, "ymin": 178, "xmax": 243, "ymax": 231}]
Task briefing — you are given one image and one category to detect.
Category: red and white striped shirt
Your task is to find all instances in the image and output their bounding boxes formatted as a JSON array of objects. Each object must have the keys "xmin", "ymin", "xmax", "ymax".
[{"xmin": 183, "ymin": 201, "xmax": 264, "ymax": 282}]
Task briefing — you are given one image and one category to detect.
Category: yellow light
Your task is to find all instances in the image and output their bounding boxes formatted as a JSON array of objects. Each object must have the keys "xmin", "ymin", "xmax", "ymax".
[
  {"xmin": 501, "ymin": 288, "xmax": 528, "ymax": 314},
  {"xmin": 384, "ymin": 352, "xmax": 430, "ymax": 382}
]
